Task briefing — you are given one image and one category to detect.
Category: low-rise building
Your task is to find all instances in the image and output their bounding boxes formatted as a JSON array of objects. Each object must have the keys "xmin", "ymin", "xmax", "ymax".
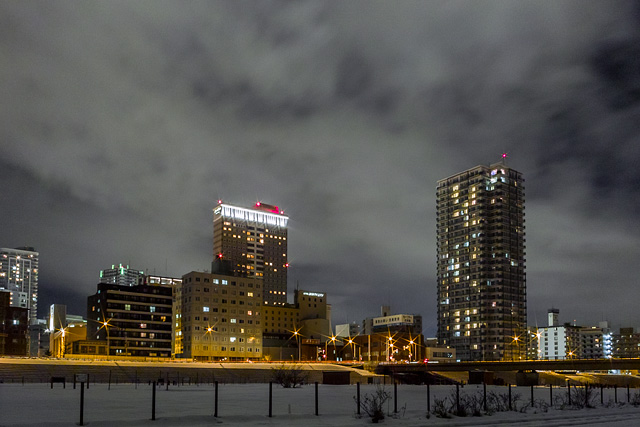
[{"xmin": 613, "ymin": 327, "xmax": 640, "ymax": 358}]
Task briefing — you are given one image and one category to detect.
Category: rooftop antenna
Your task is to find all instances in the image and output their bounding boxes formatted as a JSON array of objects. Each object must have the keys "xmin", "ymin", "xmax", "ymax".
[{"xmin": 500, "ymin": 152, "xmax": 508, "ymax": 166}]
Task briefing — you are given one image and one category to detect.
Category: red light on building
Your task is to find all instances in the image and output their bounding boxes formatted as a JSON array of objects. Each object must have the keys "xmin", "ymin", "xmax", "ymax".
[
  {"xmin": 217, "ymin": 253, "xmax": 223, "ymax": 259},
  {"xmin": 254, "ymin": 202, "xmax": 280, "ymax": 214}
]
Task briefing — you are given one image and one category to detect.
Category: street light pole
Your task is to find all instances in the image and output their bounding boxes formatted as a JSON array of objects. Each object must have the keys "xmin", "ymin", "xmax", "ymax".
[
  {"xmin": 293, "ymin": 331, "xmax": 301, "ymax": 361},
  {"xmin": 103, "ymin": 321, "xmax": 110, "ymax": 359}
]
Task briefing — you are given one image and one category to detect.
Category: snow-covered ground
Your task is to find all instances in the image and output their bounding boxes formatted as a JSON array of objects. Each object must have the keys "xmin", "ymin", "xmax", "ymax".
[{"xmin": 1, "ymin": 383, "xmax": 639, "ymax": 426}]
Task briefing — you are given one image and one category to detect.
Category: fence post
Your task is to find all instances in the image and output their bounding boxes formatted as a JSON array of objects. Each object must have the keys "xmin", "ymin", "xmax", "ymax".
[
  {"xmin": 531, "ymin": 385, "xmax": 534, "ymax": 408},
  {"xmin": 427, "ymin": 383, "xmax": 431, "ymax": 413},
  {"xmin": 268, "ymin": 382, "xmax": 272, "ymax": 418},
  {"xmin": 214, "ymin": 381, "xmax": 219, "ymax": 417},
  {"xmin": 457, "ymin": 383, "xmax": 461, "ymax": 414},
  {"xmin": 483, "ymin": 383, "xmax": 487, "ymax": 412},
  {"xmin": 567, "ymin": 381, "xmax": 571, "ymax": 406},
  {"xmin": 508, "ymin": 384, "xmax": 512, "ymax": 410},
  {"xmin": 315, "ymin": 382, "xmax": 319, "ymax": 416},
  {"xmin": 152, "ymin": 381, "xmax": 156, "ymax": 421},
  {"xmin": 549, "ymin": 384, "xmax": 553, "ymax": 406},
  {"xmin": 585, "ymin": 385, "xmax": 588, "ymax": 407},
  {"xmin": 166, "ymin": 373, "xmax": 169, "ymax": 391},
  {"xmin": 394, "ymin": 381, "xmax": 398, "ymax": 413},
  {"xmin": 600, "ymin": 384, "xmax": 604, "ymax": 405},
  {"xmin": 614, "ymin": 385, "xmax": 617, "ymax": 403},
  {"xmin": 357, "ymin": 382, "xmax": 361, "ymax": 415},
  {"xmin": 87, "ymin": 374, "xmax": 89, "ymax": 389},
  {"xmin": 627, "ymin": 385, "xmax": 630, "ymax": 403},
  {"xmin": 79, "ymin": 381, "xmax": 85, "ymax": 426}
]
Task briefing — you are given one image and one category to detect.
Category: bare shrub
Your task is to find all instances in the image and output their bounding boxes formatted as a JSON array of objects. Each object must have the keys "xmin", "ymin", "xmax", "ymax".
[
  {"xmin": 553, "ymin": 386, "xmax": 597, "ymax": 410},
  {"xmin": 431, "ymin": 396, "xmax": 453, "ymax": 418},
  {"xmin": 486, "ymin": 390, "xmax": 521, "ymax": 412},
  {"xmin": 354, "ymin": 385, "xmax": 391, "ymax": 423}
]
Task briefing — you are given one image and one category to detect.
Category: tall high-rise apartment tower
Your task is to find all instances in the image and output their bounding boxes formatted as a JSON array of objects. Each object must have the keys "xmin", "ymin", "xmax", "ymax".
[
  {"xmin": 0, "ymin": 247, "xmax": 39, "ymax": 325},
  {"xmin": 436, "ymin": 161, "xmax": 526, "ymax": 361},
  {"xmin": 213, "ymin": 202, "xmax": 288, "ymax": 306}
]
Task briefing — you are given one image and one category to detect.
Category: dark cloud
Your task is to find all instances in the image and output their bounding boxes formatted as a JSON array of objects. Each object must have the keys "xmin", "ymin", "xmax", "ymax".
[
  {"xmin": 1, "ymin": 1, "xmax": 640, "ymax": 335},
  {"xmin": 591, "ymin": 39, "xmax": 640, "ymax": 109}
]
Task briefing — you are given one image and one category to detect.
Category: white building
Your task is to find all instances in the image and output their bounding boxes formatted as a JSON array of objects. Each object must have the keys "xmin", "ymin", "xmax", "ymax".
[
  {"xmin": 100, "ymin": 264, "xmax": 144, "ymax": 287},
  {"xmin": 0, "ymin": 247, "xmax": 39, "ymax": 325},
  {"xmin": 538, "ymin": 309, "xmax": 608, "ymax": 360}
]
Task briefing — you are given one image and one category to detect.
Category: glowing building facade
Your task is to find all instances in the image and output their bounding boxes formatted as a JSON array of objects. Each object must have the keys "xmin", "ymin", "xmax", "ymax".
[
  {"xmin": 213, "ymin": 202, "xmax": 288, "ymax": 306},
  {"xmin": 436, "ymin": 161, "xmax": 526, "ymax": 361},
  {"xmin": 0, "ymin": 247, "xmax": 39, "ymax": 325},
  {"xmin": 100, "ymin": 264, "xmax": 144, "ymax": 287}
]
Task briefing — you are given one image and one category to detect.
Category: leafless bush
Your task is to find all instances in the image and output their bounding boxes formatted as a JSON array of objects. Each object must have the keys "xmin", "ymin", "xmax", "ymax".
[
  {"xmin": 486, "ymin": 390, "xmax": 521, "ymax": 412},
  {"xmin": 271, "ymin": 364, "xmax": 308, "ymax": 388},
  {"xmin": 431, "ymin": 396, "xmax": 453, "ymax": 418},
  {"xmin": 553, "ymin": 386, "xmax": 597, "ymax": 409},
  {"xmin": 354, "ymin": 385, "xmax": 391, "ymax": 423}
]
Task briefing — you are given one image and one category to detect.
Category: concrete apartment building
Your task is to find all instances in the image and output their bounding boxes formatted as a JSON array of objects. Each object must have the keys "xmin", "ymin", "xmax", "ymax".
[
  {"xmin": 179, "ymin": 271, "xmax": 263, "ymax": 361},
  {"xmin": 87, "ymin": 282, "xmax": 173, "ymax": 357},
  {"xmin": 0, "ymin": 247, "xmax": 39, "ymax": 325},
  {"xmin": 0, "ymin": 290, "xmax": 29, "ymax": 356},
  {"xmin": 436, "ymin": 161, "xmax": 526, "ymax": 361}
]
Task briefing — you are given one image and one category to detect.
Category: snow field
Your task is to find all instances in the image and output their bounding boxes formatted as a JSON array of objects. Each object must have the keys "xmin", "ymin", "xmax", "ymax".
[{"xmin": 1, "ymin": 383, "xmax": 639, "ymax": 426}]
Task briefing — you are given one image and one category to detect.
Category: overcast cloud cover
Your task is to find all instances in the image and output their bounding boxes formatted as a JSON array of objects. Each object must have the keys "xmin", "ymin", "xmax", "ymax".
[{"xmin": 1, "ymin": 1, "xmax": 639, "ymax": 335}]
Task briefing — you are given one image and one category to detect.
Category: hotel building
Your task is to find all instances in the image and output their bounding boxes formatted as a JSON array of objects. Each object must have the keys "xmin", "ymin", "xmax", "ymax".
[{"xmin": 213, "ymin": 202, "xmax": 288, "ymax": 306}]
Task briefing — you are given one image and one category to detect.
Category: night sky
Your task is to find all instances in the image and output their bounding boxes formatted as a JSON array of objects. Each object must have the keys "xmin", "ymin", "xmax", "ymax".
[{"xmin": 1, "ymin": 1, "xmax": 639, "ymax": 336}]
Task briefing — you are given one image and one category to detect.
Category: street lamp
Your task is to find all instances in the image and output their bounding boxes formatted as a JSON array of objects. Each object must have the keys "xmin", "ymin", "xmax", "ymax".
[
  {"xmin": 205, "ymin": 324, "xmax": 217, "ymax": 362},
  {"xmin": 387, "ymin": 335, "xmax": 396, "ymax": 362},
  {"xmin": 289, "ymin": 327, "xmax": 302, "ymax": 361},
  {"xmin": 98, "ymin": 319, "xmax": 113, "ymax": 358},
  {"xmin": 55, "ymin": 327, "xmax": 67, "ymax": 358},
  {"xmin": 325, "ymin": 335, "xmax": 337, "ymax": 361},
  {"xmin": 408, "ymin": 339, "xmax": 415, "ymax": 362}
]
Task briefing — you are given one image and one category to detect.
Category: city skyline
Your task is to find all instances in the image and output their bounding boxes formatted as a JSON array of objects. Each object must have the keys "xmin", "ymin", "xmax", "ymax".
[{"xmin": 1, "ymin": 2, "xmax": 639, "ymax": 335}]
